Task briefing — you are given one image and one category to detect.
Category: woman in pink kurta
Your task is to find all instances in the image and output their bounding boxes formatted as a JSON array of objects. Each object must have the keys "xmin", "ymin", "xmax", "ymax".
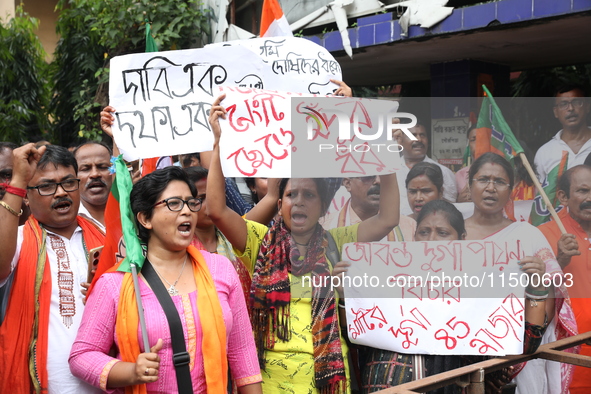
[
  {"xmin": 69, "ymin": 166, "xmax": 262, "ymax": 393},
  {"xmin": 70, "ymin": 252, "xmax": 261, "ymax": 393}
]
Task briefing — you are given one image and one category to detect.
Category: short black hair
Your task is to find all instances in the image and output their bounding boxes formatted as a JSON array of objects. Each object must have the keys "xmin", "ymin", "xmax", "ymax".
[
  {"xmin": 180, "ymin": 152, "xmax": 201, "ymax": 168},
  {"xmin": 245, "ymin": 177, "xmax": 260, "ymax": 203},
  {"xmin": 405, "ymin": 161, "xmax": 443, "ymax": 192},
  {"xmin": 183, "ymin": 166, "xmax": 209, "ymax": 189},
  {"xmin": 415, "ymin": 200, "xmax": 466, "ymax": 239},
  {"xmin": 245, "ymin": 177, "xmax": 256, "ymax": 190},
  {"xmin": 469, "ymin": 152, "xmax": 514, "ymax": 190},
  {"xmin": 554, "ymin": 83, "xmax": 587, "ymax": 97},
  {"xmin": 279, "ymin": 178, "xmax": 330, "ymax": 216},
  {"xmin": 131, "ymin": 166, "xmax": 197, "ymax": 242},
  {"xmin": 37, "ymin": 145, "xmax": 78, "ymax": 174},
  {"xmin": 558, "ymin": 165, "xmax": 591, "ymax": 199},
  {"xmin": 73, "ymin": 141, "xmax": 113, "ymax": 157}
]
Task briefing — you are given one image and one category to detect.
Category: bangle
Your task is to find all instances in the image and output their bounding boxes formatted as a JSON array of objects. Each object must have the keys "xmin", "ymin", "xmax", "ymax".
[
  {"xmin": 0, "ymin": 200, "xmax": 23, "ymax": 217},
  {"xmin": 338, "ymin": 301, "xmax": 345, "ymax": 309},
  {"xmin": 0, "ymin": 183, "xmax": 26, "ymax": 198},
  {"xmin": 526, "ymin": 297, "xmax": 547, "ymax": 307},
  {"xmin": 526, "ymin": 287, "xmax": 549, "ymax": 297},
  {"xmin": 525, "ymin": 293, "xmax": 549, "ymax": 301}
]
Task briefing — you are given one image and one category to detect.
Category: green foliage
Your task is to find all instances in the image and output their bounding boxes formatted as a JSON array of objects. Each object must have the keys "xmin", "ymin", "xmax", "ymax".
[
  {"xmin": 0, "ymin": 7, "xmax": 51, "ymax": 143},
  {"xmin": 50, "ymin": 0, "xmax": 209, "ymax": 146},
  {"xmin": 58, "ymin": 0, "xmax": 209, "ymax": 58},
  {"xmin": 50, "ymin": 1, "xmax": 105, "ymax": 145},
  {"xmin": 512, "ymin": 64, "xmax": 591, "ymax": 98}
]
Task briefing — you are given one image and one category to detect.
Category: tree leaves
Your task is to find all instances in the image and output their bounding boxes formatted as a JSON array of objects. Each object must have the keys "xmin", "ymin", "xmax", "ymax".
[
  {"xmin": 50, "ymin": 0, "xmax": 207, "ymax": 145},
  {"xmin": 0, "ymin": 6, "xmax": 50, "ymax": 143},
  {"xmin": 0, "ymin": 0, "xmax": 210, "ymax": 145}
]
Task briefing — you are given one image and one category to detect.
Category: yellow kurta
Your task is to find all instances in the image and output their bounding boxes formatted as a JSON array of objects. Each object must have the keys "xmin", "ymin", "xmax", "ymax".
[{"xmin": 236, "ymin": 220, "xmax": 358, "ymax": 393}]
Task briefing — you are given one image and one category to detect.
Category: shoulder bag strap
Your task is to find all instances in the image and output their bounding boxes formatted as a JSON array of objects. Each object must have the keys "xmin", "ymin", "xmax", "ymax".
[{"xmin": 142, "ymin": 260, "xmax": 193, "ymax": 394}]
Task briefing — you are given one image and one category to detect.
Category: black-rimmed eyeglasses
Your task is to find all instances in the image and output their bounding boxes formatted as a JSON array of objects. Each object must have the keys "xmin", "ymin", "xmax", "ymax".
[
  {"xmin": 153, "ymin": 197, "xmax": 202, "ymax": 212},
  {"xmin": 27, "ymin": 179, "xmax": 80, "ymax": 196}
]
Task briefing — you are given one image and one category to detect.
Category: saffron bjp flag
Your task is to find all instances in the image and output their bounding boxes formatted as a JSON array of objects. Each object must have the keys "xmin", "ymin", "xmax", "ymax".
[
  {"xmin": 474, "ymin": 85, "xmax": 524, "ymax": 163},
  {"xmin": 140, "ymin": 156, "xmax": 173, "ymax": 177},
  {"xmin": 260, "ymin": 0, "xmax": 293, "ymax": 37},
  {"xmin": 529, "ymin": 150, "xmax": 568, "ymax": 226},
  {"xmin": 88, "ymin": 157, "xmax": 145, "ymax": 294}
]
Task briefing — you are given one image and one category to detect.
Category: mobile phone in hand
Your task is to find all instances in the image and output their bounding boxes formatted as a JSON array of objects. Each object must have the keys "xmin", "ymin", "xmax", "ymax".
[{"xmin": 87, "ymin": 246, "xmax": 104, "ymax": 283}]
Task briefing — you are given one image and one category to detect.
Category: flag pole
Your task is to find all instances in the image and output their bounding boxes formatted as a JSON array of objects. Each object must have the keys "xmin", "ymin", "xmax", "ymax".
[
  {"xmin": 517, "ymin": 152, "xmax": 567, "ymax": 234},
  {"xmin": 131, "ymin": 263, "xmax": 151, "ymax": 352}
]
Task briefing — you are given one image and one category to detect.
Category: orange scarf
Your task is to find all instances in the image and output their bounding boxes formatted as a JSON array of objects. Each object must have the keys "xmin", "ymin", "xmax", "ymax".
[
  {"xmin": 115, "ymin": 245, "xmax": 228, "ymax": 394},
  {"xmin": 0, "ymin": 215, "xmax": 104, "ymax": 394}
]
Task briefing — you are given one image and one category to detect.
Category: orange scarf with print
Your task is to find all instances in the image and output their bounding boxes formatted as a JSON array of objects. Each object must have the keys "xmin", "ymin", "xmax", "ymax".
[
  {"xmin": 115, "ymin": 245, "xmax": 227, "ymax": 394},
  {"xmin": 0, "ymin": 215, "xmax": 104, "ymax": 394}
]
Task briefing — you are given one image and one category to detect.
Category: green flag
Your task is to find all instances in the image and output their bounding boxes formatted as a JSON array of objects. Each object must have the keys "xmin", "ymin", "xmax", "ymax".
[
  {"xmin": 475, "ymin": 85, "xmax": 524, "ymax": 163},
  {"xmin": 114, "ymin": 156, "xmax": 144, "ymax": 272},
  {"xmin": 109, "ymin": 20, "xmax": 158, "ymax": 273},
  {"xmin": 145, "ymin": 21, "xmax": 158, "ymax": 53}
]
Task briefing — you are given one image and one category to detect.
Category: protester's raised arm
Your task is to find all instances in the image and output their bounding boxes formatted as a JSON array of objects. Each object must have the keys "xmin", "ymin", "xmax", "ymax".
[
  {"xmin": 206, "ymin": 94, "xmax": 249, "ymax": 253},
  {"xmin": 0, "ymin": 143, "xmax": 46, "ymax": 280},
  {"xmin": 244, "ymin": 178, "xmax": 280, "ymax": 225},
  {"xmin": 355, "ymin": 129, "xmax": 402, "ymax": 241},
  {"xmin": 357, "ymin": 172, "xmax": 400, "ymax": 242},
  {"xmin": 100, "ymin": 106, "xmax": 120, "ymax": 157},
  {"xmin": 330, "ymin": 79, "xmax": 353, "ymax": 97}
]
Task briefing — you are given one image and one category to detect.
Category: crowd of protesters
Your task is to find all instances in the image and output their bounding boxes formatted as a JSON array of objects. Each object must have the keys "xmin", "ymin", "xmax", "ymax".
[{"xmin": 0, "ymin": 82, "xmax": 589, "ymax": 394}]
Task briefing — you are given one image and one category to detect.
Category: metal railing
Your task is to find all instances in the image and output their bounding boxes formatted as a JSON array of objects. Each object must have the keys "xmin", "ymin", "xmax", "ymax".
[{"xmin": 374, "ymin": 331, "xmax": 591, "ymax": 394}]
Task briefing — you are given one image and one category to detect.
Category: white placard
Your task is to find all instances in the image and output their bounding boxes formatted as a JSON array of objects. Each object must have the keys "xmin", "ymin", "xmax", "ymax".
[
  {"xmin": 218, "ymin": 89, "xmax": 403, "ymax": 177},
  {"xmin": 109, "ymin": 37, "xmax": 343, "ymax": 161},
  {"xmin": 207, "ymin": 37, "xmax": 342, "ymax": 95},
  {"xmin": 342, "ymin": 240, "xmax": 526, "ymax": 356}
]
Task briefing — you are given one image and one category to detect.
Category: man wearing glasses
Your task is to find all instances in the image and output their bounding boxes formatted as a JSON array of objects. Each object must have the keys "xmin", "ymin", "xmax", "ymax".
[
  {"xmin": 534, "ymin": 84, "xmax": 591, "ymax": 185},
  {"xmin": 0, "ymin": 143, "xmax": 104, "ymax": 394}
]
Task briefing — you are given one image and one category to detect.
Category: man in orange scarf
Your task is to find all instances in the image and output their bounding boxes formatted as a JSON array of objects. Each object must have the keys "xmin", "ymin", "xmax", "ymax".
[
  {"xmin": 0, "ymin": 143, "xmax": 105, "ymax": 394},
  {"xmin": 538, "ymin": 165, "xmax": 591, "ymax": 394}
]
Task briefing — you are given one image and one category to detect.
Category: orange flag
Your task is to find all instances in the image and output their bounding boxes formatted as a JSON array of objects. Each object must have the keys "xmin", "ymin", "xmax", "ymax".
[{"xmin": 260, "ymin": 0, "xmax": 293, "ymax": 37}]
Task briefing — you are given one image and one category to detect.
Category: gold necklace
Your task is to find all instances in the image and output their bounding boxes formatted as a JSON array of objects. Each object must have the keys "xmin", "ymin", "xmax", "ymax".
[{"xmin": 151, "ymin": 254, "xmax": 188, "ymax": 296}]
